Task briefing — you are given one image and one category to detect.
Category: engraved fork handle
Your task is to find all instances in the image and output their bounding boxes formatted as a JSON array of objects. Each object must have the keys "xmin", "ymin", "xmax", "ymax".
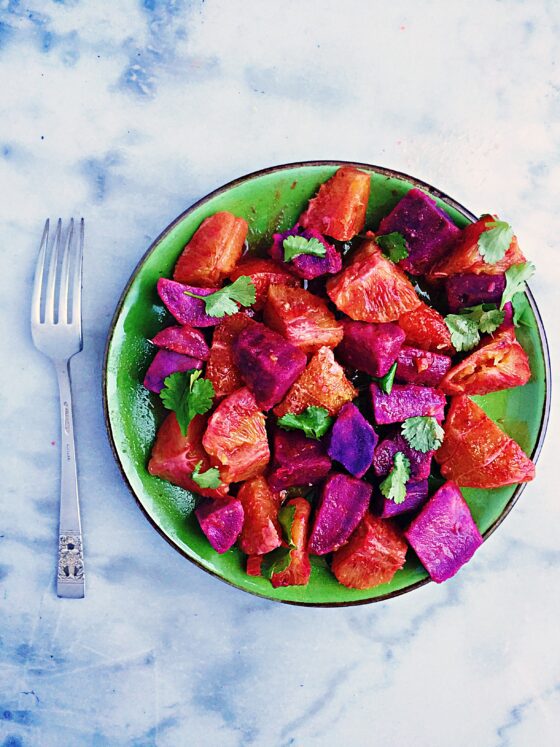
[{"xmin": 55, "ymin": 359, "xmax": 85, "ymax": 598}]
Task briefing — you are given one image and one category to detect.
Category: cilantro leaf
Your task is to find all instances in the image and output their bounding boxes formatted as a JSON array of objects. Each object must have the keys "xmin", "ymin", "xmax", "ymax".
[
  {"xmin": 261, "ymin": 547, "xmax": 292, "ymax": 579},
  {"xmin": 500, "ymin": 262, "xmax": 536, "ymax": 310},
  {"xmin": 401, "ymin": 416, "xmax": 444, "ymax": 453},
  {"xmin": 478, "ymin": 307, "xmax": 505, "ymax": 333},
  {"xmin": 376, "ymin": 232, "xmax": 410, "ymax": 262},
  {"xmin": 445, "ymin": 314, "xmax": 480, "ymax": 352},
  {"xmin": 191, "ymin": 461, "xmax": 221, "ymax": 489},
  {"xmin": 379, "ymin": 452, "xmax": 411, "ymax": 504},
  {"xmin": 277, "ymin": 406, "xmax": 333, "ymax": 440},
  {"xmin": 184, "ymin": 276, "xmax": 256, "ymax": 318},
  {"xmin": 278, "ymin": 504, "xmax": 297, "ymax": 548},
  {"xmin": 375, "ymin": 361, "xmax": 397, "ymax": 395},
  {"xmin": 512, "ymin": 292, "xmax": 533, "ymax": 328},
  {"xmin": 283, "ymin": 235, "xmax": 326, "ymax": 262},
  {"xmin": 160, "ymin": 370, "xmax": 215, "ymax": 436},
  {"xmin": 477, "ymin": 220, "xmax": 514, "ymax": 264}
]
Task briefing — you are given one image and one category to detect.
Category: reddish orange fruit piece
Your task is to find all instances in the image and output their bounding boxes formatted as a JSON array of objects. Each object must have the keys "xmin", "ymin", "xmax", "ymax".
[
  {"xmin": 326, "ymin": 237, "xmax": 421, "ymax": 323},
  {"xmin": 331, "ymin": 513, "xmax": 407, "ymax": 589},
  {"xmin": 246, "ymin": 555, "xmax": 263, "ymax": 576},
  {"xmin": 237, "ymin": 476, "xmax": 282, "ymax": 555},
  {"xmin": 299, "ymin": 166, "xmax": 370, "ymax": 241},
  {"xmin": 428, "ymin": 215, "xmax": 526, "ymax": 279},
  {"xmin": 229, "ymin": 257, "xmax": 300, "ymax": 311},
  {"xmin": 270, "ymin": 498, "xmax": 312, "ymax": 588},
  {"xmin": 273, "ymin": 346, "xmax": 357, "ymax": 417},
  {"xmin": 398, "ymin": 302, "xmax": 455, "ymax": 355},
  {"xmin": 435, "ymin": 395, "xmax": 535, "ymax": 488},
  {"xmin": 440, "ymin": 327, "xmax": 531, "ymax": 396},
  {"xmin": 264, "ymin": 284, "xmax": 343, "ymax": 354},
  {"xmin": 173, "ymin": 211, "xmax": 248, "ymax": 287},
  {"xmin": 206, "ymin": 313, "xmax": 256, "ymax": 398},
  {"xmin": 202, "ymin": 387, "xmax": 270, "ymax": 483},
  {"xmin": 148, "ymin": 413, "xmax": 229, "ymax": 499}
]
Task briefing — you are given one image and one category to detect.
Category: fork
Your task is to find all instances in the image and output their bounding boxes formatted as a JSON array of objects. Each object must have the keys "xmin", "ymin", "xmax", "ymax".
[{"xmin": 31, "ymin": 218, "xmax": 85, "ymax": 598}]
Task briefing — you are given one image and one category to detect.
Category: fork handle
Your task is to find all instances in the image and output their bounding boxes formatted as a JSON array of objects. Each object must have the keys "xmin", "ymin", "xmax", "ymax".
[{"xmin": 55, "ymin": 359, "xmax": 85, "ymax": 598}]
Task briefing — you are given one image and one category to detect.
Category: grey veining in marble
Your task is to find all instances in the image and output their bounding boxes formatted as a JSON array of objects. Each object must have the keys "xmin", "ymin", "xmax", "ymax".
[{"xmin": 1, "ymin": 1, "xmax": 559, "ymax": 745}]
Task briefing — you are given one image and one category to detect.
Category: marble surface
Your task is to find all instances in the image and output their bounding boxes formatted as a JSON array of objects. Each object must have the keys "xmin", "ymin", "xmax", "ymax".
[{"xmin": 1, "ymin": 1, "xmax": 559, "ymax": 745}]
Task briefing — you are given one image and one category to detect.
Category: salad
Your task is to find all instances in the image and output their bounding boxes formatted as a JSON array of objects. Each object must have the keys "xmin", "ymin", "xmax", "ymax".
[{"xmin": 143, "ymin": 167, "xmax": 536, "ymax": 590}]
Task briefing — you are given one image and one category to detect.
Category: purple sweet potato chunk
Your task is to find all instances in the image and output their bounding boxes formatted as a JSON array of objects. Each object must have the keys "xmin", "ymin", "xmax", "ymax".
[
  {"xmin": 308, "ymin": 473, "xmax": 372, "ymax": 555},
  {"xmin": 445, "ymin": 272, "xmax": 506, "ymax": 312},
  {"xmin": 336, "ymin": 320, "xmax": 405, "ymax": 377},
  {"xmin": 195, "ymin": 498, "xmax": 244, "ymax": 554},
  {"xmin": 373, "ymin": 431, "xmax": 432, "ymax": 482},
  {"xmin": 395, "ymin": 346, "xmax": 451, "ymax": 387},
  {"xmin": 268, "ymin": 429, "xmax": 331, "ymax": 491},
  {"xmin": 404, "ymin": 481, "xmax": 483, "ymax": 582},
  {"xmin": 374, "ymin": 479, "xmax": 429, "ymax": 518},
  {"xmin": 232, "ymin": 321, "xmax": 307, "ymax": 410},
  {"xmin": 270, "ymin": 226, "xmax": 342, "ymax": 279},
  {"xmin": 371, "ymin": 383, "xmax": 446, "ymax": 425},
  {"xmin": 157, "ymin": 278, "xmax": 221, "ymax": 327},
  {"xmin": 327, "ymin": 403, "xmax": 378, "ymax": 478},
  {"xmin": 151, "ymin": 324, "xmax": 209, "ymax": 360},
  {"xmin": 378, "ymin": 188, "xmax": 461, "ymax": 275},
  {"xmin": 143, "ymin": 349, "xmax": 202, "ymax": 393}
]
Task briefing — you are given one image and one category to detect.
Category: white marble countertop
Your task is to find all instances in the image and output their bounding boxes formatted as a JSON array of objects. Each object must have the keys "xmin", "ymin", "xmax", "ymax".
[{"xmin": 1, "ymin": 1, "xmax": 559, "ymax": 745}]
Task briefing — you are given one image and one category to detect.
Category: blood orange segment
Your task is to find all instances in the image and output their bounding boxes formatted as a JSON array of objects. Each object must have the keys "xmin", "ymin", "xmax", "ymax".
[
  {"xmin": 206, "ymin": 313, "xmax": 256, "ymax": 398},
  {"xmin": 173, "ymin": 211, "xmax": 248, "ymax": 287},
  {"xmin": 202, "ymin": 387, "xmax": 270, "ymax": 483},
  {"xmin": 269, "ymin": 498, "xmax": 312, "ymax": 588},
  {"xmin": 229, "ymin": 257, "xmax": 300, "ymax": 310},
  {"xmin": 398, "ymin": 302, "xmax": 455, "ymax": 355},
  {"xmin": 237, "ymin": 476, "xmax": 282, "ymax": 555}
]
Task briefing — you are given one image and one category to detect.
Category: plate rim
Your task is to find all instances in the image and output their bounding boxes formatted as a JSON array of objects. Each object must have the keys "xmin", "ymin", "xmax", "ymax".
[{"xmin": 102, "ymin": 159, "xmax": 552, "ymax": 607}]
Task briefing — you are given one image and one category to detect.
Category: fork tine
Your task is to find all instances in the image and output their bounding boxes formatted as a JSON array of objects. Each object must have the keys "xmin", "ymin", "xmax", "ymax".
[
  {"xmin": 71, "ymin": 218, "xmax": 84, "ymax": 327},
  {"xmin": 31, "ymin": 220, "xmax": 50, "ymax": 325},
  {"xmin": 44, "ymin": 219, "xmax": 62, "ymax": 324},
  {"xmin": 58, "ymin": 218, "xmax": 74, "ymax": 324}
]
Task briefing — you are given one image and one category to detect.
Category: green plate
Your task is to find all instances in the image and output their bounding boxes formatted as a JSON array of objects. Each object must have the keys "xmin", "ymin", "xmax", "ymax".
[{"xmin": 103, "ymin": 161, "xmax": 551, "ymax": 606}]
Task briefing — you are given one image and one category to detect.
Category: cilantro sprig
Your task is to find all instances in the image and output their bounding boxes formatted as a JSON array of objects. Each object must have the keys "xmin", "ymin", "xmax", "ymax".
[
  {"xmin": 500, "ymin": 262, "xmax": 536, "ymax": 310},
  {"xmin": 184, "ymin": 276, "xmax": 256, "ymax": 318},
  {"xmin": 283, "ymin": 235, "xmax": 326, "ymax": 262},
  {"xmin": 376, "ymin": 232, "xmax": 409, "ymax": 263},
  {"xmin": 278, "ymin": 504, "xmax": 297, "ymax": 548},
  {"xmin": 261, "ymin": 547, "xmax": 292, "ymax": 579},
  {"xmin": 160, "ymin": 370, "xmax": 215, "ymax": 436},
  {"xmin": 477, "ymin": 220, "xmax": 514, "ymax": 264},
  {"xmin": 445, "ymin": 304, "xmax": 505, "ymax": 352},
  {"xmin": 401, "ymin": 416, "xmax": 444, "ymax": 453},
  {"xmin": 191, "ymin": 461, "xmax": 221, "ymax": 489},
  {"xmin": 277, "ymin": 406, "xmax": 333, "ymax": 440},
  {"xmin": 379, "ymin": 452, "xmax": 410, "ymax": 505},
  {"xmin": 373, "ymin": 362, "xmax": 397, "ymax": 395}
]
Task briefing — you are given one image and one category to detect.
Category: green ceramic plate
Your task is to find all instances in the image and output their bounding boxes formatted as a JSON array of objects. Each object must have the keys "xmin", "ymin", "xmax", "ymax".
[{"xmin": 103, "ymin": 161, "xmax": 551, "ymax": 606}]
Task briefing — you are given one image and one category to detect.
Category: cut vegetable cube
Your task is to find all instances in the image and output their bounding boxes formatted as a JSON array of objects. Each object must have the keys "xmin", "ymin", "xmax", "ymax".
[
  {"xmin": 274, "ymin": 346, "xmax": 357, "ymax": 417},
  {"xmin": 232, "ymin": 322, "xmax": 307, "ymax": 410},
  {"xmin": 326, "ymin": 237, "xmax": 421, "ymax": 323},
  {"xmin": 268, "ymin": 429, "xmax": 331, "ymax": 491},
  {"xmin": 377, "ymin": 188, "xmax": 461, "ymax": 275},
  {"xmin": 398, "ymin": 302, "xmax": 455, "ymax": 355},
  {"xmin": 151, "ymin": 324, "xmax": 209, "ymax": 360},
  {"xmin": 395, "ymin": 345, "xmax": 452, "ymax": 387},
  {"xmin": 269, "ymin": 227, "xmax": 342, "ymax": 279},
  {"xmin": 195, "ymin": 498, "xmax": 244, "ymax": 554},
  {"xmin": 173, "ymin": 211, "xmax": 248, "ymax": 287},
  {"xmin": 373, "ymin": 479, "xmax": 429, "ymax": 518},
  {"xmin": 404, "ymin": 481, "xmax": 483, "ymax": 582},
  {"xmin": 229, "ymin": 256, "xmax": 300, "ymax": 310},
  {"xmin": 148, "ymin": 413, "xmax": 229, "ymax": 499},
  {"xmin": 332, "ymin": 513, "xmax": 407, "ymax": 589},
  {"xmin": 308, "ymin": 473, "xmax": 372, "ymax": 555},
  {"xmin": 143, "ymin": 349, "xmax": 202, "ymax": 393},
  {"xmin": 445, "ymin": 272, "xmax": 506, "ymax": 313},
  {"xmin": 206, "ymin": 313, "xmax": 256, "ymax": 398},
  {"xmin": 336, "ymin": 320, "xmax": 405, "ymax": 377},
  {"xmin": 157, "ymin": 278, "xmax": 221, "ymax": 328},
  {"xmin": 237, "ymin": 476, "xmax": 282, "ymax": 555},
  {"xmin": 327, "ymin": 403, "xmax": 377, "ymax": 478},
  {"xmin": 202, "ymin": 387, "xmax": 269, "ymax": 483},
  {"xmin": 373, "ymin": 431, "xmax": 433, "ymax": 482},
  {"xmin": 299, "ymin": 167, "xmax": 370, "ymax": 241},
  {"xmin": 371, "ymin": 383, "xmax": 446, "ymax": 425},
  {"xmin": 264, "ymin": 284, "xmax": 343, "ymax": 354}
]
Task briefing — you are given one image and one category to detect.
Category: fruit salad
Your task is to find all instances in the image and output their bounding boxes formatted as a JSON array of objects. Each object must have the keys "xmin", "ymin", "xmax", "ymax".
[{"xmin": 143, "ymin": 169, "xmax": 537, "ymax": 590}]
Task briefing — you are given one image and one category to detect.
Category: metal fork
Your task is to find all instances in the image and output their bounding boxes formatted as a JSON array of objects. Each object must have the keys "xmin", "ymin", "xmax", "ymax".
[{"xmin": 31, "ymin": 218, "xmax": 85, "ymax": 598}]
